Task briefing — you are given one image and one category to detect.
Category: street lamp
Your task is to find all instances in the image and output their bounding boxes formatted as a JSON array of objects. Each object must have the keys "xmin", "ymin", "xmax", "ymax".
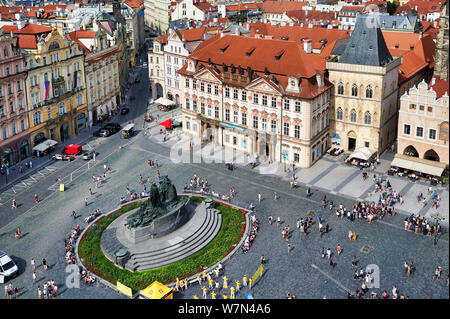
[{"xmin": 430, "ymin": 212, "xmax": 445, "ymax": 246}]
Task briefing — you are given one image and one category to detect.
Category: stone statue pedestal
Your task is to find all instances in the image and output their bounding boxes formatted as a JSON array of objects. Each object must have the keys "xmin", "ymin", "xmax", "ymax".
[{"xmin": 123, "ymin": 198, "xmax": 192, "ymax": 244}]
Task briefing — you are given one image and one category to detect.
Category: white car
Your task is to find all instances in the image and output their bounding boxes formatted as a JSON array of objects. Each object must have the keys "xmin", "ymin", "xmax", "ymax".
[{"xmin": 0, "ymin": 251, "xmax": 18, "ymax": 279}]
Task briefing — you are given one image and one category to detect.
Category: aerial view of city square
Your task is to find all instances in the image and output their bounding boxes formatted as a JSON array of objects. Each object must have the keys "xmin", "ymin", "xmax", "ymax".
[{"xmin": 0, "ymin": 0, "xmax": 448, "ymax": 312}]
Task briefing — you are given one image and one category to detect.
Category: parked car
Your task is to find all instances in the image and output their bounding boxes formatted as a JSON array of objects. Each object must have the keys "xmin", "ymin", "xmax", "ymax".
[
  {"xmin": 52, "ymin": 154, "xmax": 76, "ymax": 161},
  {"xmin": 102, "ymin": 123, "xmax": 121, "ymax": 134},
  {"xmin": 82, "ymin": 151, "xmax": 96, "ymax": 160},
  {"xmin": 93, "ymin": 128, "xmax": 111, "ymax": 137},
  {"xmin": 120, "ymin": 108, "xmax": 130, "ymax": 115},
  {"xmin": 0, "ymin": 251, "xmax": 19, "ymax": 280}
]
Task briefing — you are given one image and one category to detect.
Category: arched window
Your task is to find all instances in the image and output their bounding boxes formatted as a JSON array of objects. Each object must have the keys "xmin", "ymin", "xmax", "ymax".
[
  {"xmin": 337, "ymin": 107, "xmax": 343, "ymax": 120},
  {"xmin": 364, "ymin": 111, "xmax": 371, "ymax": 124},
  {"xmin": 351, "ymin": 84, "xmax": 358, "ymax": 97},
  {"xmin": 337, "ymin": 82, "xmax": 344, "ymax": 95},
  {"xmin": 366, "ymin": 85, "xmax": 373, "ymax": 98},
  {"xmin": 350, "ymin": 109, "xmax": 357, "ymax": 122}
]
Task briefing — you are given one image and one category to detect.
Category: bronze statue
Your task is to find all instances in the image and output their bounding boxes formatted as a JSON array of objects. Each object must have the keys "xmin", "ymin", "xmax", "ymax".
[{"xmin": 126, "ymin": 176, "xmax": 180, "ymax": 229}]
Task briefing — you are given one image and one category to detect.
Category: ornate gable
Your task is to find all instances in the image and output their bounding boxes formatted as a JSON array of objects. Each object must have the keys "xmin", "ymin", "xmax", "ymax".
[
  {"xmin": 246, "ymin": 77, "xmax": 281, "ymax": 95},
  {"xmin": 194, "ymin": 67, "xmax": 221, "ymax": 83}
]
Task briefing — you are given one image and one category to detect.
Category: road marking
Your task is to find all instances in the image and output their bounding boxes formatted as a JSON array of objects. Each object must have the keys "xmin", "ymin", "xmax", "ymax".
[{"xmin": 311, "ymin": 264, "xmax": 352, "ymax": 293}]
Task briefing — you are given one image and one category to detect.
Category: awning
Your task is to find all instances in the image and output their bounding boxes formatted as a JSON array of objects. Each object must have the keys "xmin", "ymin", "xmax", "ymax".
[
  {"xmin": 139, "ymin": 281, "xmax": 173, "ymax": 299},
  {"xmin": 33, "ymin": 139, "xmax": 58, "ymax": 152},
  {"xmin": 349, "ymin": 147, "xmax": 377, "ymax": 161},
  {"xmin": 154, "ymin": 97, "xmax": 176, "ymax": 107},
  {"xmin": 391, "ymin": 154, "xmax": 446, "ymax": 177},
  {"xmin": 159, "ymin": 119, "xmax": 174, "ymax": 128}
]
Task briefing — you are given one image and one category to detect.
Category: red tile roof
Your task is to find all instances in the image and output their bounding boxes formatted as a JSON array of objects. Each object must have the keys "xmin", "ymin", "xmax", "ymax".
[
  {"xmin": 17, "ymin": 34, "xmax": 38, "ymax": 49},
  {"xmin": 66, "ymin": 30, "xmax": 96, "ymax": 54},
  {"xmin": 1, "ymin": 23, "xmax": 53, "ymax": 35},
  {"xmin": 194, "ymin": 1, "xmax": 217, "ymax": 13},
  {"xmin": 285, "ymin": 9, "xmax": 337, "ymax": 25},
  {"xmin": 248, "ymin": 23, "xmax": 350, "ymax": 55},
  {"xmin": 124, "ymin": 0, "xmax": 144, "ymax": 8},
  {"xmin": 429, "ymin": 75, "xmax": 449, "ymax": 99},
  {"xmin": 176, "ymin": 26, "xmax": 220, "ymax": 42},
  {"xmin": 259, "ymin": 1, "xmax": 307, "ymax": 14},
  {"xmin": 226, "ymin": 3, "xmax": 259, "ymax": 12},
  {"xmin": 395, "ymin": 0, "xmax": 443, "ymax": 15},
  {"xmin": 185, "ymin": 34, "xmax": 326, "ymax": 79},
  {"xmin": 382, "ymin": 31, "xmax": 436, "ymax": 83}
]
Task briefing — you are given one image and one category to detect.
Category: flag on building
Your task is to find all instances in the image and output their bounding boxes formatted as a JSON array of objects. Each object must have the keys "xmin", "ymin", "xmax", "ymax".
[{"xmin": 43, "ymin": 80, "xmax": 50, "ymax": 101}]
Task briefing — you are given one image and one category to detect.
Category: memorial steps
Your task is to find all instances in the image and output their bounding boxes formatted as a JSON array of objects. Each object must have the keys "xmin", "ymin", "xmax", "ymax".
[{"xmin": 126, "ymin": 206, "xmax": 222, "ymax": 271}]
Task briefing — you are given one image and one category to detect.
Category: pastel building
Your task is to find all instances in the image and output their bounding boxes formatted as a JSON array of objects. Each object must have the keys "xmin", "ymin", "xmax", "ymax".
[
  {"xmin": 178, "ymin": 33, "xmax": 332, "ymax": 168},
  {"xmin": 0, "ymin": 30, "xmax": 30, "ymax": 167},
  {"xmin": 395, "ymin": 77, "xmax": 449, "ymax": 173}
]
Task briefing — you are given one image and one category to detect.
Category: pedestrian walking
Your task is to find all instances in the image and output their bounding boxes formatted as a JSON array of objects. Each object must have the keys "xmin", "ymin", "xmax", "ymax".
[
  {"xmin": 273, "ymin": 192, "xmax": 278, "ymax": 201},
  {"xmin": 88, "ymin": 187, "xmax": 92, "ymax": 196},
  {"xmin": 337, "ymin": 244, "xmax": 342, "ymax": 255},
  {"xmin": 268, "ymin": 215, "xmax": 273, "ymax": 225},
  {"xmin": 42, "ymin": 258, "xmax": 48, "ymax": 270},
  {"xmin": 34, "ymin": 194, "xmax": 39, "ymax": 204},
  {"xmin": 258, "ymin": 192, "xmax": 262, "ymax": 204},
  {"xmin": 32, "ymin": 272, "xmax": 37, "ymax": 283},
  {"xmin": 277, "ymin": 216, "xmax": 281, "ymax": 227},
  {"xmin": 288, "ymin": 242, "xmax": 292, "ymax": 254},
  {"xmin": 85, "ymin": 197, "xmax": 88, "ymax": 206},
  {"xmin": 306, "ymin": 187, "xmax": 311, "ymax": 197},
  {"xmin": 31, "ymin": 258, "xmax": 36, "ymax": 270},
  {"xmin": 12, "ymin": 199, "xmax": 17, "ymax": 209},
  {"xmin": 37, "ymin": 286, "xmax": 42, "ymax": 299}
]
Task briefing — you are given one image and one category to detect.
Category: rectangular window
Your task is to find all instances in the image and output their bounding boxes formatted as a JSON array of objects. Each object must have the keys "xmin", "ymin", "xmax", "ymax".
[
  {"xmin": 283, "ymin": 122, "xmax": 289, "ymax": 136},
  {"xmin": 253, "ymin": 94, "xmax": 259, "ymax": 104},
  {"xmin": 429, "ymin": 128, "xmax": 436, "ymax": 140},
  {"xmin": 261, "ymin": 118, "xmax": 267, "ymax": 131},
  {"xmin": 271, "ymin": 97, "xmax": 277, "ymax": 108},
  {"xmin": 200, "ymin": 82, "xmax": 205, "ymax": 92},
  {"xmin": 295, "ymin": 101, "xmax": 301, "ymax": 113},
  {"xmin": 403, "ymin": 124, "xmax": 411, "ymax": 135},
  {"xmin": 253, "ymin": 116, "xmax": 258, "ymax": 129},
  {"xmin": 192, "ymin": 80, "xmax": 197, "ymax": 90},
  {"xmin": 271, "ymin": 120, "xmax": 276, "ymax": 133},
  {"xmin": 262, "ymin": 95, "xmax": 267, "ymax": 106},
  {"xmin": 225, "ymin": 87, "xmax": 230, "ymax": 98},
  {"xmin": 233, "ymin": 136, "xmax": 237, "ymax": 145},
  {"xmin": 207, "ymin": 105, "xmax": 212, "ymax": 117},
  {"xmin": 242, "ymin": 91, "xmax": 247, "ymax": 101},
  {"xmin": 2, "ymin": 127, "xmax": 6, "ymax": 140},
  {"xmin": 215, "ymin": 107, "xmax": 219, "ymax": 118},
  {"xmin": 225, "ymin": 134, "xmax": 230, "ymax": 143},
  {"xmin": 201, "ymin": 103, "xmax": 205, "ymax": 114},
  {"xmin": 193, "ymin": 100, "xmax": 197, "ymax": 112},
  {"xmin": 186, "ymin": 121, "xmax": 190, "ymax": 130},
  {"xmin": 214, "ymin": 85, "xmax": 219, "ymax": 95},
  {"xmin": 294, "ymin": 153, "xmax": 299, "ymax": 163},
  {"xmin": 233, "ymin": 89, "xmax": 238, "ymax": 100},
  {"xmin": 185, "ymin": 99, "xmax": 190, "ymax": 110},
  {"xmin": 21, "ymin": 119, "xmax": 25, "ymax": 131},
  {"xmin": 284, "ymin": 99, "xmax": 290, "ymax": 111},
  {"xmin": 207, "ymin": 84, "xmax": 211, "ymax": 94},
  {"xmin": 185, "ymin": 79, "xmax": 190, "ymax": 88},
  {"xmin": 242, "ymin": 113, "xmax": 247, "ymax": 126},
  {"xmin": 416, "ymin": 126, "xmax": 423, "ymax": 137},
  {"xmin": 225, "ymin": 109, "xmax": 230, "ymax": 121},
  {"xmin": 294, "ymin": 125, "xmax": 300, "ymax": 139},
  {"xmin": 233, "ymin": 111, "xmax": 238, "ymax": 123},
  {"xmin": 12, "ymin": 123, "xmax": 16, "ymax": 136}
]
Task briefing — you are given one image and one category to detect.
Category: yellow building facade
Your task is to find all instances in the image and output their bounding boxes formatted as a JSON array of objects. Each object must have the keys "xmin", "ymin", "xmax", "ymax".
[{"xmin": 25, "ymin": 29, "xmax": 87, "ymax": 146}]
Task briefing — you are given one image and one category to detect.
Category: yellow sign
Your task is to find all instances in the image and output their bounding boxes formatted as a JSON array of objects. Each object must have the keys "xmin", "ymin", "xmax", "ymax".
[
  {"xmin": 59, "ymin": 184, "xmax": 65, "ymax": 192},
  {"xmin": 117, "ymin": 281, "xmax": 133, "ymax": 297},
  {"xmin": 251, "ymin": 265, "xmax": 264, "ymax": 284}
]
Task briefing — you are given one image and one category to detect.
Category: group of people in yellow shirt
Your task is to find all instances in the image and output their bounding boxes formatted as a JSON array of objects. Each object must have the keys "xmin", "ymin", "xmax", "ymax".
[{"xmin": 191, "ymin": 267, "xmax": 253, "ymax": 299}]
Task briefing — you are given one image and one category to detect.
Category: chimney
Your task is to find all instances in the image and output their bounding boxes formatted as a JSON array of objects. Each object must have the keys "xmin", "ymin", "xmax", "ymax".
[{"xmin": 303, "ymin": 39, "xmax": 312, "ymax": 54}]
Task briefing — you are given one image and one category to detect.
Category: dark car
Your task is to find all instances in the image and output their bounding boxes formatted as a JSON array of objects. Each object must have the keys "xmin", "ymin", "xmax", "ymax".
[
  {"xmin": 93, "ymin": 128, "xmax": 111, "ymax": 137},
  {"xmin": 120, "ymin": 108, "xmax": 130, "ymax": 115},
  {"xmin": 102, "ymin": 123, "xmax": 121, "ymax": 134}
]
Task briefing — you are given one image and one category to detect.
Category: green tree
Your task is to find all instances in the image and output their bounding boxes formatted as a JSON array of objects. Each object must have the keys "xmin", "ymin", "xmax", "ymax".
[{"xmin": 387, "ymin": 1, "xmax": 400, "ymax": 15}]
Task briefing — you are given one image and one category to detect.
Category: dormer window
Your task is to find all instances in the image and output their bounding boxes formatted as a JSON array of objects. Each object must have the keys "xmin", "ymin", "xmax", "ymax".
[{"xmin": 274, "ymin": 50, "xmax": 285, "ymax": 61}]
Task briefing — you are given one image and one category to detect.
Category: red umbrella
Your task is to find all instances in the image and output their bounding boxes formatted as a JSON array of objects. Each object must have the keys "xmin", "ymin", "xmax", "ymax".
[{"xmin": 159, "ymin": 119, "xmax": 174, "ymax": 129}]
